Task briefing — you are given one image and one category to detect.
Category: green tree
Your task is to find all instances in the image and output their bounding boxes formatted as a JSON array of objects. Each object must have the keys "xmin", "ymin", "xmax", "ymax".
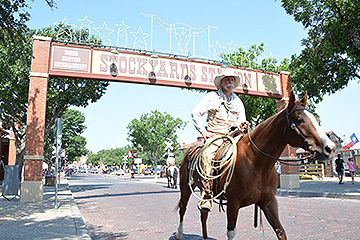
[
  {"xmin": 44, "ymin": 109, "xmax": 89, "ymax": 167},
  {"xmin": 221, "ymin": 44, "xmax": 291, "ymax": 126},
  {"xmin": 126, "ymin": 110, "xmax": 187, "ymax": 176},
  {"xmin": 87, "ymin": 147, "xmax": 131, "ymax": 166},
  {"xmin": 0, "ymin": 29, "xmax": 34, "ymax": 167},
  {"xmin": 280, "ymin": 0, "xmax": 360, "ymax": 103},
  {"xmin": 0, "ymin": 26, "xmax": 109, "ymax": 171},
  {"xmin": 0, "ymin": 0, "xmax": 56, "ymax": 45}
]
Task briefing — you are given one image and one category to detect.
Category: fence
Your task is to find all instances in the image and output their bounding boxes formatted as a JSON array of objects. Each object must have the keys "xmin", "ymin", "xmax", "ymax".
[{"xmin": 298, "ymin": 164, "xmax": 324, "ymax": 179}]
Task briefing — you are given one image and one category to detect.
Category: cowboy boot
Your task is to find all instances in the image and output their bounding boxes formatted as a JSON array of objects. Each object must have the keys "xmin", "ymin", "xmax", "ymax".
[{"xmin": 197, "ymin": 190, "xmax": 214, "ymax": 212}]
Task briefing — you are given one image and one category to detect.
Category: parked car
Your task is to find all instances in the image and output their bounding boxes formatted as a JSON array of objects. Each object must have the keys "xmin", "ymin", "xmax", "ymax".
[
  {"xmin": 90, "ymin": 168, "xmax": 98, "ymax": 174},
  {"xmin": 142, "ymin": 169, "xmax": 151, "ymax": 175},
  {"xmin": 79, "ymin": 168, "xmax": 88, "ymax": 173}
]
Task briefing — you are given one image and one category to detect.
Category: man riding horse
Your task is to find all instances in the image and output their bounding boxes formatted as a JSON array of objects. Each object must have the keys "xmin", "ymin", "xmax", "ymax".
[
  {"xmin": 166, "ymin": 153, "xmax": 178, "ymax": 188},
  {"xmin": 191, "ymin": 70, "xmax": 249, "ymax": 212}
]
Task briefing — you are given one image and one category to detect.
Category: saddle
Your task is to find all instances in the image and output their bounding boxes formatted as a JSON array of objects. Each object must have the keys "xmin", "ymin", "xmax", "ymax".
[
  {"xmin": 187, "ymin": 128, "xmax": 246, "ymax": 207},
  {"xmin": 214, "ymin": 128, "xmax": 245, "ymax": 161},
  {"xmin": 187, "ymin": 128, "xmax": 246, "ymax": 170}
]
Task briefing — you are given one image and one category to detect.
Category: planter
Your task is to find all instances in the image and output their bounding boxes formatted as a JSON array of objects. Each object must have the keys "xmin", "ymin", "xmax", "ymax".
[
  {"xmin": 300, "ymin": 177, "xmax": 313, "ymax": 180},
  {"xmin": 45, "ymin": 175, "xmax": 55, "ymax": 186}
]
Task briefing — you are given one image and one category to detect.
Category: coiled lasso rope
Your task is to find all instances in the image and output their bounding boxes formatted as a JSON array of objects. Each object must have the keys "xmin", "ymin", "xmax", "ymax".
[{"xmin": 188, "ymin": 135, "xmax": 238, "ymax": 201}]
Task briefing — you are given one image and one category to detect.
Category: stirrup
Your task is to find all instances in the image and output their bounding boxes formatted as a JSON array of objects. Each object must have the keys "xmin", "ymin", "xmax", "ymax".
[
  {"xmin": 197, "ymin": 191, "xmax": 214, "ymax": 212},
  {"xmin": 197, "ymin": 199, "xmax": 213, "ymax": 212}
]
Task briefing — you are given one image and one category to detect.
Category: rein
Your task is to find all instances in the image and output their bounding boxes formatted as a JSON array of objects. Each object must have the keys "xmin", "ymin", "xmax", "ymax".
[
  {"xmin": 248, "ymin": 107, "xmax": 307, "ymax": 167},
  {"xmin": 248, "ymin": 132, "xmax": 299, "ymax": 166}
]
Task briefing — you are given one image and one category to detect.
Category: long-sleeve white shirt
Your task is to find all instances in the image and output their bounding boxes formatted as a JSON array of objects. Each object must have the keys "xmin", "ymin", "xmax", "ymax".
[{"xmin": 191, "ymin": 90, "xmax": 246, "ymax": 134}]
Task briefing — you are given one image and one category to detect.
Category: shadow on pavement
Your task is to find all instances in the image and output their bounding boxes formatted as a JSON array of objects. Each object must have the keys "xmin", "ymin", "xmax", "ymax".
[
  {"xmin": 69, "ymin": 184, "xmax": 112, "ymax": 193},
  {"xmin": 71, "ymin": 189, "xmax": 179, "ymax": 200},
  {"xmin": 86, "ymin": 223, "xmax": 129, "ymax": 240},
  {"xmin": 169, "ymin": 233, "xmax": 216, "ymax": 240}
]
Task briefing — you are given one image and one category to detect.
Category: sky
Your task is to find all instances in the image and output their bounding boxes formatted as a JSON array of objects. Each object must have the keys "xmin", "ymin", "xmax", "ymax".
[{"xmin": 26, "ymin": 0, "xmax": 360, "ymax": 153}]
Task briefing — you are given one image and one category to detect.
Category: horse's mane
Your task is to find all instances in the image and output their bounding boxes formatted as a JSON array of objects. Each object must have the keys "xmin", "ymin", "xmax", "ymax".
[
  {"xmin": 248, "ymin": 96, "xmax": 305, "ymax": 136},
  {"xmin": 249, "ymin": 108, "xmax": 285, "ymax": 135}
]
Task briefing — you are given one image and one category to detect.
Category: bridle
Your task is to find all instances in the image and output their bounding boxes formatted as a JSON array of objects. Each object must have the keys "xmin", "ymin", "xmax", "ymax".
[
  {"xmin": 284, "ymin": 107, "xmax": 308, "ymax": 142},
  {"xmin": 248, "ymin": 107, "xmax": 309, "ymax": 166}
]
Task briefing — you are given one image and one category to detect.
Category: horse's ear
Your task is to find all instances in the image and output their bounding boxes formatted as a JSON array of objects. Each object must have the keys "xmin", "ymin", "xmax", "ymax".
[
  {"xmin": 288, "ymin": 90, "xmax": 296, "ymax": 109},
  {"xmin": 299, "ymin": 92, "xmax": 308, "ymax": 106}
]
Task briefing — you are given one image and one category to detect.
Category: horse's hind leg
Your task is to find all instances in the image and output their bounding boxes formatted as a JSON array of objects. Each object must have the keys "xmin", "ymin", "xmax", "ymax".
[
  {"xmin": 167, "ymin": 172, "xmax": 171, "ymax": 188},
  {"xmin": 174, "ymin": 169, "xmax": 178, "ymax": 188},
  {"xmin": 259, "ymin": 197, "xmax": 287, "ymax": 240}
]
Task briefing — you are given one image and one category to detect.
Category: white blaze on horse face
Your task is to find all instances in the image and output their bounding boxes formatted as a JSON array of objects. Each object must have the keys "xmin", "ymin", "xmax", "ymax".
[{"xmin": 305, "ymin": 111, "xmax": 335, "ymax": 154}]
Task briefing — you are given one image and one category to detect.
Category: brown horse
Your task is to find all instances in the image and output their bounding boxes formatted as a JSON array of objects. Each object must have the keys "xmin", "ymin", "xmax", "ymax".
[{"xmin": 174, "ymin": 92, "xmax": 335, "ymax": 240}]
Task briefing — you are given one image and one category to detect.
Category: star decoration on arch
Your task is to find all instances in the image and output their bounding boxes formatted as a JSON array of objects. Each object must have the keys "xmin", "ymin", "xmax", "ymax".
[
  {"xmin": 226, "ymin": 40, "xmax": 238, "ymax": 54},
  {"xmin": 115, "ymin": 20, "xmax": 130, "ymax": 47},
  {"xmin": 130, "ymin": 26, "xmax": 150, "ymax": 49},
  {"xmin": 210, "ymin": 40, "xmax": 226, "ymax": 59},
  {"xmin": 54, "ymin": 17, "xmax": 76, "ymax": 41},
  {"xmin": 78, "ymin": 15, "xmax": 94, "ymax": 41},
  {"xmin": 264, "ymin": 52, "xmax": 278, "ymax": 70},
  {"xmin": 93, "ymin": 22, "xmax": 115, "ymax": 45},
  {"xmin": 78, "ymin": 15, "xmax": 94, "ymax": 31},
  {"xmin": 115, "ymin": 20, "xmax": 130, "ymax": 36}
]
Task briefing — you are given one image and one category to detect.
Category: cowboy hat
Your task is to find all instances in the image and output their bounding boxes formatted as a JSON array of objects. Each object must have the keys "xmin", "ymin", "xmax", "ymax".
[{"xmin": 214, "ymin": 72, "xmax": 240, "ymax": 89}]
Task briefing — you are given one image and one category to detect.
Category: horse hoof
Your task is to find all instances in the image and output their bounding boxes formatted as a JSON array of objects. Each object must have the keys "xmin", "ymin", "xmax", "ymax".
[{"xmin": 174, "ymin": 233, "xmax": 182, "ymax": 240}]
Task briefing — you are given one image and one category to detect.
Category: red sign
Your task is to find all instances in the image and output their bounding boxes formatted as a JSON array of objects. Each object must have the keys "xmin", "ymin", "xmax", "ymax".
[
  {"xmin": 60, "ymin": 149, "xmax": 66, "ymax": 158},
  {"xmin": 128, "ymin": 150, "xmax": 133, "ymax": 158}
]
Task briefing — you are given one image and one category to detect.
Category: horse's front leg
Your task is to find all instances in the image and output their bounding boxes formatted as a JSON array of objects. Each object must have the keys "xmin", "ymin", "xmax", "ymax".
[
  {"xmin": 175, "ymin": 174, "xmax": 192, "ymax": 240},
  {"xmin": 167, "ymin": 175, "xmax": 171, "ymax": 188},
  {"xmin": 259, "ymin": 197, "xmax": 287, "ymax": 240},
  {"xmin": 226, "ymin": 201, "xmax": 240, "ymax": 240},
  {"xmin": 200, "ymin": 211, "xmax": 209, "ymax": 239}
]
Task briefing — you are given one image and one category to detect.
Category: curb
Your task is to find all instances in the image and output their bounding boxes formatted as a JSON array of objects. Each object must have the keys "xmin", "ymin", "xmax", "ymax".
[
  {"xmin": 133, "ymin": 176, "xmax": 360, "ymax": 200},
  {"xmin": 64, "ymin": 184, "xmax": 92, "ymax": 240},
  {"xmin": 276, "ymin": 189, "xmax": 360, "ymax": 200}
]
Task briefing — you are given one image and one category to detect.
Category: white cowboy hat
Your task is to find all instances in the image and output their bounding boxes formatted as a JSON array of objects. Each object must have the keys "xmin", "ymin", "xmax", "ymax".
[{"xmin": 214, "ymin": 72, "xmax": 240, "ymax": 89}]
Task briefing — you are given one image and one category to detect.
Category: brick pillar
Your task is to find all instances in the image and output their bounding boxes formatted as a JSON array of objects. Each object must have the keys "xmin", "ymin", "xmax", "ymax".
[
  {"xmin": 21, "ymin": 36, "xmax": 51, "ymax": 202},
  {"xmin": 7, "ymin": 129, "xmax": 16, "ymax": 165},
  {"xmin": 276, "ymin": 71, "xmax": 300, "ymax": 189}
]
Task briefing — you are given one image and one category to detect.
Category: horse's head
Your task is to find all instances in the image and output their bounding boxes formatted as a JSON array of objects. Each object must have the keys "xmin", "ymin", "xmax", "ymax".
[{"xmin": 284, "ymin": 91, "xmax": 335, "ymax": 160}]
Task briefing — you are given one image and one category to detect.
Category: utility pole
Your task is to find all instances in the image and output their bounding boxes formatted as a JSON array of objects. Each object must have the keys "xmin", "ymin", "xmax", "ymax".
[{"xmin": 54, "ymin": 118, "xmax": 63, "ymax": 209}]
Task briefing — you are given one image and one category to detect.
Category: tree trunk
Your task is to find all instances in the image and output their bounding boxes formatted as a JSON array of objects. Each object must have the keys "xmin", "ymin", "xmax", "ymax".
[{"xmin": 15, "ymin": 138, "xmax": 26, "ymax": 181}]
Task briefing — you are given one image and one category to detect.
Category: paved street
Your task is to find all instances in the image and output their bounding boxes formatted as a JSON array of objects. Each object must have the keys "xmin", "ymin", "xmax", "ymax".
[{"xmin": 68, "ymin": 173, "xmax": 360, "ymax": 240}]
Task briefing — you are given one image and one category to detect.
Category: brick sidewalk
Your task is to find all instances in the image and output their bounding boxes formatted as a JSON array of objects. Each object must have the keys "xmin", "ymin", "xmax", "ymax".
[{"xmin": 0, "ymin": 180, "xmax": 91, "ymax": 240}]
